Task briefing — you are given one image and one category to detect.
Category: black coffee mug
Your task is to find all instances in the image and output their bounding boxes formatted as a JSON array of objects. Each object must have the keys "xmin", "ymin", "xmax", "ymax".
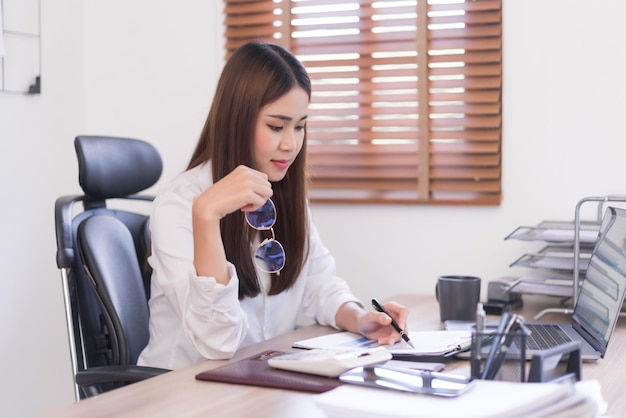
[{"xmin": 435, "ymin": 276, "xmax": 481, "ymax": 322}]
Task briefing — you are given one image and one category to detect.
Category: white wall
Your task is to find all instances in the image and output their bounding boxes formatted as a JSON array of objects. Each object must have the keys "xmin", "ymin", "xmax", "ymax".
[
  {"xmin": 2, "ymin": 0, "xmax": 626, "ymax": 416},
  {"xmin": 0, "ymin": 0, "xmax": 85, "ymax": 415}
]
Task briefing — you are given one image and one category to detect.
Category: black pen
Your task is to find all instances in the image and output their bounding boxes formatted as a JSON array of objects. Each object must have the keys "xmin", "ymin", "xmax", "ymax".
[{"xmin": 371, "ymin": 298, "xmax": 415, "ymax": 349}]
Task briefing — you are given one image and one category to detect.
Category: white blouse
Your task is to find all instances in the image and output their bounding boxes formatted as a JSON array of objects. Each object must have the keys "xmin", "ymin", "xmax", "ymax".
[{"xmin": 137, "ymin": 162, "xmax": 361, "ymax": 369}]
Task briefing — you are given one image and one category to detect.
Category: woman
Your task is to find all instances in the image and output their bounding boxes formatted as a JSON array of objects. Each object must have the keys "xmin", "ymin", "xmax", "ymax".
[{"xmin": 138, "ymin": 41, "xmax": 410, "ymax": 369}]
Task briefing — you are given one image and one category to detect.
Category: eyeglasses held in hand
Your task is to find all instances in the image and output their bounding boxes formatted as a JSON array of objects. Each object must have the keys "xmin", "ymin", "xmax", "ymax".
[{"xmin": 245, "ymin": 199, "xmax": 285, "ymax": 274}]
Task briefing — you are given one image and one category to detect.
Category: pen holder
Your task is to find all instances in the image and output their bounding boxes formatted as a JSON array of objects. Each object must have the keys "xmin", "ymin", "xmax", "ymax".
[{"xmin": 470, "ymin": 325, "xmax": 529, "ymax": 382}]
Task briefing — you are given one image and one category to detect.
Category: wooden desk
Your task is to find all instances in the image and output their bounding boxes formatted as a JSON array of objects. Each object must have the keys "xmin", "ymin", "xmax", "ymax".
[{"xmin": 42, "ymin": 294, "xmax": 626, "ymax": 418}]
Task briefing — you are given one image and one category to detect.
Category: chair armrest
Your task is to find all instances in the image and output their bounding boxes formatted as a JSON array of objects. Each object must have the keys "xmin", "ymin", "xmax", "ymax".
[{"xmin": 75, "ymin": 365, "xmax": 170, "ymax": 389}]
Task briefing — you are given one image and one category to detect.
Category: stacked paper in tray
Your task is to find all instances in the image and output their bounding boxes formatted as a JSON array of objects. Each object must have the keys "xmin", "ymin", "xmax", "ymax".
[
  {"xmin": 314, "ymin": 379, "xmax": 606, "ymax": 418},
  {"xmin": 503, "ymin": 219, "xmax": 601, "ymax": 299}
]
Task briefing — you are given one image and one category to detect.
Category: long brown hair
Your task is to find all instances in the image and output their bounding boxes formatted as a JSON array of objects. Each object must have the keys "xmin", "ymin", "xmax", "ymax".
[{"xmin": 188, "ymin": 42, "xmax": 311, "ymax": 299}]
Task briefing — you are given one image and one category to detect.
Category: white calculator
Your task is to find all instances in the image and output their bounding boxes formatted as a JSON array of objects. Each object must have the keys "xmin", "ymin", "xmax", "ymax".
[{"xmin": 267, "ymin": 347, "xmax": 392, "ymax": 377}]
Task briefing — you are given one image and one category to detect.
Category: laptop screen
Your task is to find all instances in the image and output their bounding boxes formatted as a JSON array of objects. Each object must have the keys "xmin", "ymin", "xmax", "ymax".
[{"xmin": 572, "ymin": 206, "xmax": 626, "ymax": 351}]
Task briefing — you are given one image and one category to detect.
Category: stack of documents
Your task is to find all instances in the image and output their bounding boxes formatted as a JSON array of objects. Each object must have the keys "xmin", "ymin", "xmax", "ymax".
[
  {"xmin": 314, "ymin": 379, "xmax": 606, "ymax": 418},
  {"xmin": 293, "ymin": 330, "xmax": 472, "ymax": 357}
]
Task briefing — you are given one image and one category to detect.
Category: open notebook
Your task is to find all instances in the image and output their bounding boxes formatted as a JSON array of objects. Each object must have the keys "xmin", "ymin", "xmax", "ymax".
[{"xmin": 293, "ymin": 330, "xmax": 472, "ymax": 358}]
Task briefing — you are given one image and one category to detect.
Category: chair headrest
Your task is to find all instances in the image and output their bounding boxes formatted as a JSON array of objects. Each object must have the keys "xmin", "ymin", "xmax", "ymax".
[{"xmin": 75, "ymin": 135, "xmax": 163, "ymax": 199}]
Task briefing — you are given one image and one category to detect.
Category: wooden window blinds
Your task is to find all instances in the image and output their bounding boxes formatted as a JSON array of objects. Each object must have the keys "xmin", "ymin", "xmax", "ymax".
[{"xmin": 224, "ymin": 0, "xmax": 502, "ymax": 205}]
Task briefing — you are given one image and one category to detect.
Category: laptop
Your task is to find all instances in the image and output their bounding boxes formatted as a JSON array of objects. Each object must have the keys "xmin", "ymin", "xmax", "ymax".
[{"xmin": 521, "ymin": 205, "xmax": 626, "ymax": 361}]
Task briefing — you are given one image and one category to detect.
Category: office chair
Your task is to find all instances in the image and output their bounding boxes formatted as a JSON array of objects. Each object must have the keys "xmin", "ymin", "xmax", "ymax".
[{"xmin": 55, "ymin": 135, "xmax": 169, "ymax": 400}]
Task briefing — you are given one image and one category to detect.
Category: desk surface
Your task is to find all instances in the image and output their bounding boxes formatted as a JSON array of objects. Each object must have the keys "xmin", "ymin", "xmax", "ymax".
[{"xmin": 42, "ymin": 294, "xmax": 626, "ymax": 418}]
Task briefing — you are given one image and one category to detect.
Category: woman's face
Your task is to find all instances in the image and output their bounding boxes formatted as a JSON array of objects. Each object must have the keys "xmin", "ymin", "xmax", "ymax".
[{"xmin": 254, "ymin": 87, "xmax": 309, "ymax": 182}]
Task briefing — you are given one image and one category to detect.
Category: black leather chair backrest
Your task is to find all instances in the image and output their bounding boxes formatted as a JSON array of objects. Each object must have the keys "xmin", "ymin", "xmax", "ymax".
[
  {"xmin": 78, "ymin": 215, "xmax": 151, "ymax": 365},
  {"xmin": 55, "ymin": 135, "xmax": 166, "ymax": 399}
]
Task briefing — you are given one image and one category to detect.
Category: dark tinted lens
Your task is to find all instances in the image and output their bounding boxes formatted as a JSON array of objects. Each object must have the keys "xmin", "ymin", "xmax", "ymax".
[
  {"xmin": 246, "ymin": 199, "xmax": 276, "ymax": 229},
  {"xmin": 254, "ymin": 239, "xmax": 285, "ymax": 273}
]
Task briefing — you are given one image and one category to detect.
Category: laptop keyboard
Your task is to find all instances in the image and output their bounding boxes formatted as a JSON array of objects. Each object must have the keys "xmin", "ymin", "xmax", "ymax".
[{"xmin": 525, "ymin": 324, "xmax": 572, "ymax": 350}]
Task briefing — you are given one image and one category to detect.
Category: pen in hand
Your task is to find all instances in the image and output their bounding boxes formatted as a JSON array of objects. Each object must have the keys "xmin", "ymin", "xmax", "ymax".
[{"xmin": 371, "ymin": 298, "xmax": 415, "ymax": 349}]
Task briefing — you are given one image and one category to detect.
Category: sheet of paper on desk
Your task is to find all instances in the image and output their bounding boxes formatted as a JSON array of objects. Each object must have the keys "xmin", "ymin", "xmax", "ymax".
[
  {"xmin": 315, "ymin": 379, "xmax": 602, "ymax": 418},
  {"xmin": 293, "ymin": 330, "xmax": 471, "ymax": 356}
]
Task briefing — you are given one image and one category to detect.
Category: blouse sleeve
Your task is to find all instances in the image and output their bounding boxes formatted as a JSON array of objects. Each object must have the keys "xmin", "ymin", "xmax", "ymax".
[{"xmin": 148, "ymin": 183, "xmax": 249, "ymax": 359}]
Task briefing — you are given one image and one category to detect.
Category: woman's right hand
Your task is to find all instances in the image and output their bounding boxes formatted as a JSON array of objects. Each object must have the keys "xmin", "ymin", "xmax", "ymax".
[
  {"xmin": 191, "ymin": 165, "xmax": 273, "ymax": 283},
  {"xmin": 193, "ymin": 165, "xmax": 273, "ymax": 225}
]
